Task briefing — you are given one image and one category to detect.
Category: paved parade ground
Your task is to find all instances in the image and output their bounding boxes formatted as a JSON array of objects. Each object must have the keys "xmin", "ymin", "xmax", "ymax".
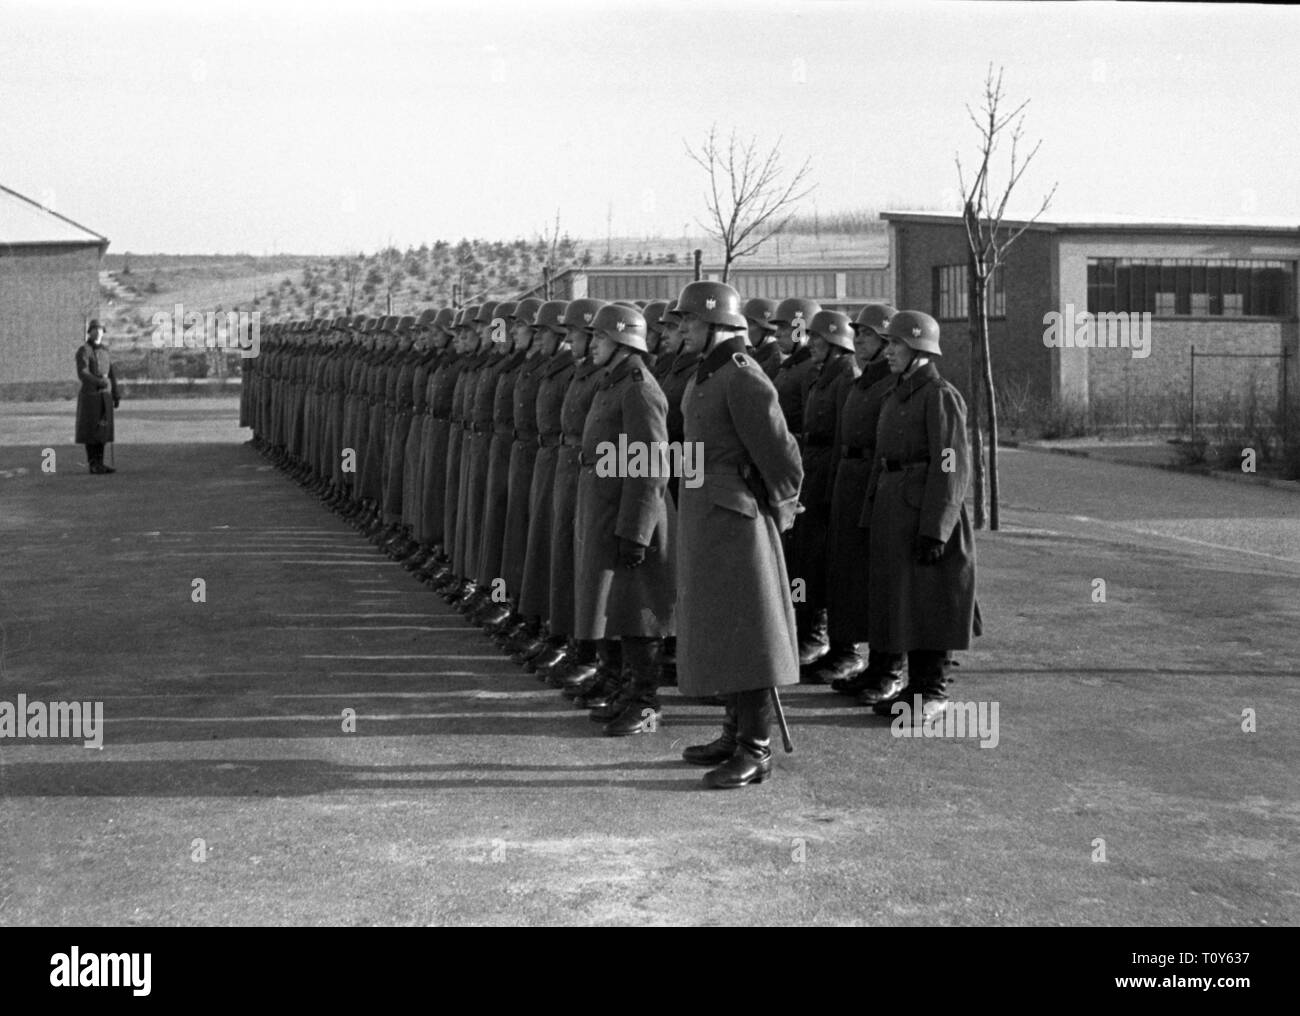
[{"xmin": 1, "ymin": 399, "xmax": 1297, "ymax": 926}]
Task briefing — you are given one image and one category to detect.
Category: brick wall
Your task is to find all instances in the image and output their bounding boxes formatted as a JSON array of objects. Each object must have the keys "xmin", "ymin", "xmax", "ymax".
[
  {"xmin": 0, "ymin": 243, "xmax": 102, "ymax": 386},
  {"xmin": 889, "ymin": 219, "xmax": 1054, "ymax": 406},
  {"xmin": 1057, "ymin": 232, "xmax": 1299, "ymax": 427}
]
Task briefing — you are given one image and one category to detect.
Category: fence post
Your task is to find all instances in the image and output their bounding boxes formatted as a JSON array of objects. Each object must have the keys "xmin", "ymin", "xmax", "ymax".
[
  {"xmin": 1284, "ymin": 348, "xmax": 1290, "ymax": 446},
  {"xmin": 1189, "ymin": 345, "xmax": 1196, "ymax": 437}
]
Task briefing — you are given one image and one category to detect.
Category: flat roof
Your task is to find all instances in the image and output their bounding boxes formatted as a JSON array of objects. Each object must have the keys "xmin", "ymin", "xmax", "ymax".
[
  {"xmin": 553, "ymin": 260, "xmax": 890, "ymax": 275},
  {"xmin": 0, "ymin": 183, "xmax": 109, "ymax": 247},
  {"xmin": 881, "ymin": 210, "xmax": 1300, "ymax": 237}
]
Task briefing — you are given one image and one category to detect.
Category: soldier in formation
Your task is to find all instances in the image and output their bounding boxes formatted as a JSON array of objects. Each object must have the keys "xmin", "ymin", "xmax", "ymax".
[{"xmin": 242, "ymin": 283, "xmax": 978, "ymax": 787}]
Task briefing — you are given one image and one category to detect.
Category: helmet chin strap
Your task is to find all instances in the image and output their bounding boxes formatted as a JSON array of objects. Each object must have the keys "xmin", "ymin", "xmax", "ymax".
[{"xmin": 903, "ymin": 352, "xmax": 930, "ymax": 377}]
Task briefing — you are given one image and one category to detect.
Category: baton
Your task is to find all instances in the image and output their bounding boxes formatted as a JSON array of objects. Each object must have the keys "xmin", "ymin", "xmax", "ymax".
[{"xmin": 771, "ymin": 687, "xmax": 793, "ymax": 754}]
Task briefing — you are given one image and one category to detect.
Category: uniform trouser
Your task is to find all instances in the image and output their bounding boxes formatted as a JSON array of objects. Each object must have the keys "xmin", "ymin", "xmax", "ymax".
[{"xmin": 84, "ymin": 442, "xmax": 105, "ymax": 465}]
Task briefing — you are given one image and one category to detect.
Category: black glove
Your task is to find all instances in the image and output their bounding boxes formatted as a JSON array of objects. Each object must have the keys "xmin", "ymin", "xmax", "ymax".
[
  {"xmin": 113, "ymin": 397, "xmax": 120, "ymax": 409},
  {"xmin": 618, "ymin": 538, "xmax": 647, "ymax": 569},
  {"xmin": 915, "ymin": 535, "xmax": 946, "ymax": 565}
]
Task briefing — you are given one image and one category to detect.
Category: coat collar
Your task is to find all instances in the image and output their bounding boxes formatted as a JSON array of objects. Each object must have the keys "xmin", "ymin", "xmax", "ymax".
[
  {"xmin": 855, "ymin": 353, "xmax": 891, "ymax": 388},
  {"xmin": 574, "ymin": 358, "xmax": 602, "ymax": 381},
  {"xmin": 695, "ymin": 336, "xmax": 747, "ymax": 384},
  {"xmin": 780, "ymin": 343, "xmax": 811, "ymax": 370},
  {"xmin": 812, "ymin": 348, "xmax": 853, "ymax": 389},
  {"xmin": 670, "ymin": 350, "xmax": 701, "ymax": 375},
  {"xmin": 892, "ymin": 360, "xmax": 941, "ymax": 402},
  {"xmin": 544, "ymin": 352, "xmax": 576, "ymax": 379},
  {"xmin": 599, "ymin": 352, "xmax": 646, "ymax": 389}
]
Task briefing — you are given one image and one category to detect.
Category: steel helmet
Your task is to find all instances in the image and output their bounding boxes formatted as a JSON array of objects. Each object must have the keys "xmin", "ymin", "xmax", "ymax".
[
  {"xmin": 432, "ymin": 307, "xmax": 456, "ymax": 334},
  {"xmin": 743, "ymin": 297, "xmax": 779, "ymax": 332},
  {"xmin": 397, "ymin": 315, "xmax": 417, "ymax": 334},
  {"xmin": 474, "ymin": 301, "xmax": 499, "ymax": 325},
  {"xmin": 853, "ymin": 303, "xmax": 898, "ymax": 337},
  {"xmin": 561, "ymin": 298, "xmax": 606, "ymax": 330},
  {"xmin": 613, "ymin": 300, "xmax": 639, "ymax": 309},
  {"xmin": 672, "ymin": 281, "xmax": 746, "ymax": 328},
  {"xmin": 643, "ymin": 300, "xmax": 670, "ymax": 331},
  {"xmin": 454, "ymin": 305, "xmax": 479, "ymax": 329},
  {"xmin": 809, "ymin": 310, "xmax": 854, "ymax": 352},
  {"xmin": 536, "ymin": 300, "xmax": 569, "ymax": 333},
  {"xmin": 886, "ymin": 310, "xmax": 942, "ymax": 356},
  {"xmin": 589, "ymin": 303, "xmax": 648, "ymax": 353},
  {"xmin": 416, "ymin": 309, "xmax": 438, "ymax": 330},
  {"xmin": 771, "ymin": 297, "xmax": 820, "ymax": 327},
  {"xmin": 512, "ymin": 297, "xmax": 544, "ymax": 325},
  {"xmin": 494, "ymin": 300, "xmax": 517, "ymax": 321}
]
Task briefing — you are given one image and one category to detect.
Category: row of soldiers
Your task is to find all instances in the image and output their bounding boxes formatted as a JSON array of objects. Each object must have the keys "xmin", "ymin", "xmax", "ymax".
[{"xmin": 241, "ymin": 282, "xmax": 978, "ymax": 788}]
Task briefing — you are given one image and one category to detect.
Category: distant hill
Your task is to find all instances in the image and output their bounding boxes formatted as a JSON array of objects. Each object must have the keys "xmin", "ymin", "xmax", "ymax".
[{"xmin": 98, "ymin": 217, "xmax": 889, "ymax": 349}]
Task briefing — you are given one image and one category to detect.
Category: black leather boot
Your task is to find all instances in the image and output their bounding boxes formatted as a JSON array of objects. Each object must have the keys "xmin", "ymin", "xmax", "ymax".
[
  {"xmin": 803, "ymin": 642, "xmax": 864, "ymax": 686},
  {"xmin": 854, "ymin": 649, "xmax": 907, "ymax": 704},
  {"xmin": 682, "ymin": 695, "xmax": 737, "ymax": 765},
  {"xmin": 796, "ymin": 607, "xmax": 829, "ymax": 666},
  {"xmin": 603, "ymin": 637, "xmax": 663, "ymax": 736},
  {"xmin": 871, "ymin": 650, "xmax": 948, "ymax": 718},
  {"xmin": 585, "ymin": 641, "xmax": 628, "ymax": 715},
  {"xmin": 703, "ymin": 689, "xmax": 773, "ymax": 789}
]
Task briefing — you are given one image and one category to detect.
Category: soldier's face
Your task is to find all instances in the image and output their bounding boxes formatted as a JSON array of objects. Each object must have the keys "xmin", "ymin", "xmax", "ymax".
[
  {"xmin": 810, "ymin": 335, "xmax": 830, "ymax": 363},
  {"xmin": 567, "ymin": 326, "xmax": 590, "ymax": 358},
  {"xmin": 747, "ymin": 322, "xmax": 767, "ymax": 347},
  {"xmin": 853, "ymin": 328, "xmax": 884, "ymax": 362},
  {"xmin": 511, "ymin": 320, "xmax": 532, "ymax": 351},
  {"xmin": 539, "ymin": 327, "xmax": 562, "ymax": 356},
  {"xmin": 681, "ymin": 314, "xmax": 710, "ymax": 355},
  {"xmin": 776, "ymin": 323, "xmax": 798, "ymax": 354},
  {"xmin": 591, "ymin": 334, "xmax": 618, "ymax": 366},
  {"xmin": 89, "ymin": 329, "xmax": 104, "ymax": 346},
  {"xmin": 884, "ymin": 337, "xmax": 913, "ymax": 374}
]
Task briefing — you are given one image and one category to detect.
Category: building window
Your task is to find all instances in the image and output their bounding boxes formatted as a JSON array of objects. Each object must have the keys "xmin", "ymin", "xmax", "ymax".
[
  {"xmin": 1086, "ymin": 257, "xmax": 1293, "ymax": 318},
  {"xmin": 933, "ymin": 263, "xmax": 1005, "ymax": 320}
]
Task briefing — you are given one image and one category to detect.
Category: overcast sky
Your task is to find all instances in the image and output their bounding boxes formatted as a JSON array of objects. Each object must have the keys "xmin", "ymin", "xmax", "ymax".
[{"xmin": 2, "ymin": 0, "xmax": 1297, "ymax": 255}]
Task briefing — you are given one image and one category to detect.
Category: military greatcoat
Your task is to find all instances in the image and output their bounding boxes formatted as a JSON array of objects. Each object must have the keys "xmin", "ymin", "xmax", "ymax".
[
  {"xmin": 676, "ymin": 338, "xmax": 803, "ymax": 696},
  {"xmin": 862, "ymin": 362, "xmax": 977, "ymax": 652},
  {"xmin": 573, "ymin": 354, "xmax": 675, "ymax": 639}
]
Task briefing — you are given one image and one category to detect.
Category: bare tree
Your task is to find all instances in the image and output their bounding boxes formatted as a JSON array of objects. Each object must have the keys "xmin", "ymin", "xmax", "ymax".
[
  {"xmin": 684, "ymin": 125, "xmax": 814, "ymax": 282},
  {"xmin": 956, "ymin": 65, "xmax": 1057, "ymax": 530},
  {"xmin": 540, "ymin": 208, "xmax": 563, "ymax": 299}
]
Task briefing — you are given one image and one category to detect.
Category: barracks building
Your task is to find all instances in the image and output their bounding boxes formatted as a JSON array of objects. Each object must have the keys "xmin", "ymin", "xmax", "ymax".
[
  {"xmin": 0, "ymin": 184, "xmax": 109, "ymax": 398},
  {"xmin": 883, "ymin": 211, "xmax": 1299, "ymax": 429}
]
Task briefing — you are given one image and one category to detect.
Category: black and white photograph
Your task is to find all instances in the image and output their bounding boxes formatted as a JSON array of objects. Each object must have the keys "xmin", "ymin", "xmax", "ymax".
[{"xmin": 0, "ymin": 0, "xmax": 1295, "ymax": 962}]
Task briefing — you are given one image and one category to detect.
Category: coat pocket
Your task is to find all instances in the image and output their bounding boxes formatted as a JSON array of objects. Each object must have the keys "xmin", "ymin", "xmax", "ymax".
[{"xmin": 708, "ymin": 481, "xmax": 759, "ymax": 519}]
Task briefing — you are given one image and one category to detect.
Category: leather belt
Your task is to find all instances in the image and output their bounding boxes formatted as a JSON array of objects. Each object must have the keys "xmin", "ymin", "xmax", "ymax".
[
  {"xmin": 880, "ymin": 457, "xmax": 930, "ymax": 472},
  {"xmin": 562, "ymin": 434, "xmax": 581, "ymax": 447},
  {"xmin": 494, "ymin": 424, "xmax": 514, "ymax": 437},
  {"xmin": 537, "ymin": 433, "xmax": 562, "ymax": 448},
  {"xmin": 514, "ymin": 429, "xmax": 539, "ymax": 442},
  {"xmin": 804, "ymin": 434, "xmax": 833, "ymax": 448},
  {"xmin": 473, "ymin": 422, "xmax": 492, "ymax": 433},
  {"xmin": 841, "ymin": 446, "xmax": 868, "ymax": 459}
]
